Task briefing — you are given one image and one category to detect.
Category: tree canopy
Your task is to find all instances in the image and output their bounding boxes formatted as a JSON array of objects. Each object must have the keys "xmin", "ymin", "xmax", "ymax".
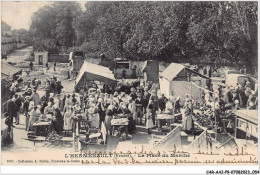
[{"xmin": 29, "ymin": 1, "xmax": 258, "ymax": 71}]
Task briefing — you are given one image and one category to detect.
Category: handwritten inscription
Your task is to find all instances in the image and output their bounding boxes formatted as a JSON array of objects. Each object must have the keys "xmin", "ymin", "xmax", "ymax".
[{"xmin": 4, "ymin": 146, "xmax": 258, "ymax": 165}]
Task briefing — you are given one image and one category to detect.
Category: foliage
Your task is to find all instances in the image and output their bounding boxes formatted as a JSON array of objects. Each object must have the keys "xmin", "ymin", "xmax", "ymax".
[
  {"xmin": 29, "ymin": 2, "xmax": 258, "ymax": 72},
  {"xmin": 30, "ymin": 2, "xmax": 82, "ymax": 53}
]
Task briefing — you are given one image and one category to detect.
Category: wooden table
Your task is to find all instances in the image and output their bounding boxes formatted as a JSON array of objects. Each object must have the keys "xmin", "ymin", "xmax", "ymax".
[
  {"xmin": 111, "ymin": 118, "xmax": 129, "ymax": 139},
  {"xmin": 156, "ymin": 114, "xmax": 175, "ymax": 132},
  {"xmin": 32, "ymin": 121, "xmax": 52, "ymax": 136}
]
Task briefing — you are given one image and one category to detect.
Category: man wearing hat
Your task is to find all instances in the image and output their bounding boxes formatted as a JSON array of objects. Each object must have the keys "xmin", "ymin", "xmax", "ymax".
[
  {"xmin": 24, "ymin": 88, "xmax": 32, "ymax": 97},
  {"xmin": 158, "ymin": 94, "xmax": 166, "ymax": 112},
  {"xmin": 56, "ymin": 81, "xmax": 63, "ymax": 94},
  {"xmin": 130, "ymin": 87, "xmax": 137, "ymax": 101},
  {"xmin": 31, "ymin": 89, "xmax": 40, "ymax": 106},
  {"xmin": 14, "ymin": 94, "xmax": 22, "ymax": 125},
  {"xmin": 5, "ymin": 95, "xmax": 17, "ymax": 127}
]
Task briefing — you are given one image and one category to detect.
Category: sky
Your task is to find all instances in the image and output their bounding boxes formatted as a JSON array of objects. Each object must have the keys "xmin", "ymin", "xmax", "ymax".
[{"xmin": 1, "ymin": 1, "xmax": 87, "ymax": 30}]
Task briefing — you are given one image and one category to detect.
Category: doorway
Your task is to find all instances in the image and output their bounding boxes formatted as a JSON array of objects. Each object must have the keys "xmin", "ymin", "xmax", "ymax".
[{"xmin": 38, "ymin": 55, "xmax": 43, "ymax": 65}]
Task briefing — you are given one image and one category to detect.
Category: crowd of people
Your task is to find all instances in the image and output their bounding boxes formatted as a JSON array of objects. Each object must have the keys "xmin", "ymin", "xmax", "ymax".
[
  {"xmin": 190, "ymin": 80, "xmax": 259, "ymax": 135},
  {"xmin": 2, "ymin": 72, "xmax": 258, "ymax": 145},
  {"xmin": 3, "ymin": 76, "xmax": 64, "ymax": 132}
]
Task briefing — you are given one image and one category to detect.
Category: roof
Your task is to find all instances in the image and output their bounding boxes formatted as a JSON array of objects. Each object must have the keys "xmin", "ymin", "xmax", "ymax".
[
  {"xmin": 35, "ymin": 46, "xmax": 48, "ymax": 53},
  {"xmin": 75, "ymin": 61, "xmax": 117, "ymax": 86},
  {"xmin": 141, "ymin": 60, "xmax": 159, "ymax": 73},
  {"xmin": 160, "ymin": 62, "xmax": 185, "ymax": 81},
  {"xmin": 1, "ymin": 62, "xmax": 22, "ymax": 76},
  {"xmin": 160, "ymin": 62, "xmax": 210, "ymax": 81}
]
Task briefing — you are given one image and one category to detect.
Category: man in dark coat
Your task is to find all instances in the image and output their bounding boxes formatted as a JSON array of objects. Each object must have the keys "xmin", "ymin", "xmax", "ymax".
[
  {"xmin": 6, "ymin": 95, "xmax": 17, "ymax": 126},
  {"xmin": 29, "ymin": 61, "xmax": 33, "ymax": 71},
  {"xmin": 142, "ymin": 87, "xmax": 151, "ymax": 114},
  {"xmin": 14, "ymin": 94, "xmax": 22, "ymax": 125},
  {"xmin": 158, "ymin": 94, "xmax": 166, "ymax": 112}
]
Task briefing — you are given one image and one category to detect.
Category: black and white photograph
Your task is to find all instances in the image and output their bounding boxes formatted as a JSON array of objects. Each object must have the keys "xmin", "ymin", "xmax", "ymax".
[{"xmin": 1, "ymin": 1, "xmax": 259, "ymax": 172}]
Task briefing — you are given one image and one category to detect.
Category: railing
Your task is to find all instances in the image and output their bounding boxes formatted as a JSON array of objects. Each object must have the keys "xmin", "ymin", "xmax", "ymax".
[
  {"xmin": 187, "ymin": 129, "xmax": 207, "ymax": 151},
  {"xmin": 153, "ymin": 126, "xmax": 181, "ymax": 150}
]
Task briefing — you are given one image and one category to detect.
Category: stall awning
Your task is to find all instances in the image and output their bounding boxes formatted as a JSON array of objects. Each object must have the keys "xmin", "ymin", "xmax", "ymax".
[
  {"xmin": 141, "ymin": 60, "xmax": 148, "ymax": 73},
  {"xmin": 75, "ymin": 61, "xmax": 117, "ymax": 86},
  {"xmin": 160, "ymin": 63, "xmax": 185, "ymax": 81},
  {"xmin": 160, "ymin": 62, "xmax": 209, "ymax": 81},
  {"xmin": 233, "ymin": 110, "xmax": 258, "ymax": 125},
  {"xmin": 1, "ymin": 62, "xmax": 22, "ymax": 77}
]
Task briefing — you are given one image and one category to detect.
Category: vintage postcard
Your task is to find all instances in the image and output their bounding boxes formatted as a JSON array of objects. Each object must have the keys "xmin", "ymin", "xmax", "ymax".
[{"xmin": 1, "ymin": 1, "xmax": 259, "ymax": 171}]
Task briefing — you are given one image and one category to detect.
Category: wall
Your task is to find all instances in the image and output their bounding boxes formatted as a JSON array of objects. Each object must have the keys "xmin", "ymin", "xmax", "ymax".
[
  {"xmin": 1, "ymin": 43, "xmax": 28, "ymax": 55},
  {"xmin": 48, "ymin": 54, "xmax": 70, "ymax": 63},
  {"xmin": 1, "ymin": 43, "xmax": 16, "ymax": 54},
  {"xmin": 85, "ymin": 58, "xmax": 170, "ymax": 79}
]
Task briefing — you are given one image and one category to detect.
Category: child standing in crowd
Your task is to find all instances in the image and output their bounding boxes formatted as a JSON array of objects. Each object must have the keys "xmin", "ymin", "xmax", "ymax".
[{"xmin": 145, "ymin": 109, "xmax": 154, "ymax": 134}]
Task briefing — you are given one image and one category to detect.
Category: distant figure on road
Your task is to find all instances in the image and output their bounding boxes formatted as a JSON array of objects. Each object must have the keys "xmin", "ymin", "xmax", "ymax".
[
  {"xmin": 4, "ymin": 53, "xmax": 7, "ymax": 61},
  {"xmin": 54, "ymin": 61, "xmax": 57, "ymax": 71},
  {"xmin": 46, "ymin": 62, "xmax": 49, "ymax": 71},
  {"xmin": 29, "ymin": 61, "xmax": 33, "ymax": 71}
]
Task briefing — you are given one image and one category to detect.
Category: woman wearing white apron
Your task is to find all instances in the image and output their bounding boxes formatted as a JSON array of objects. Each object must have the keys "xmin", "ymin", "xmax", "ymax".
[
  {"xmin": 63, "ymin": 106, "xmax": 73, "ymax": 135},
  {"xmin": 88, "ymin": 103, "xmax": 100, "ymax": 128},
  {"xmin": 145, "ymin": 109, "xmax": 154, "ymax": 134},
  {"xmin": 28, "ymin": 106, "xmax": 40, "ymax": 131}
]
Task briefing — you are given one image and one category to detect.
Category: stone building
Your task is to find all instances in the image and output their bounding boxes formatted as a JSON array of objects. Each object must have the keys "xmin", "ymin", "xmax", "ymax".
[{"xmin": 34, "ymin": 46, "xmax": 48, "ymax": 65}]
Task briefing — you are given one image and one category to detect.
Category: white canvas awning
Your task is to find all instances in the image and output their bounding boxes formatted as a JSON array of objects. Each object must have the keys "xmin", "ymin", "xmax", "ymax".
[
  {"xmin": 160, "ymin": 63, "xmax": 185, "ymax": 81},
  {"xmin": 75, "ymin": 61, "xmax": 117, "ymax": 86},
  {"xmin": 1, "ymin": 62, "xmax": 22, "ymax": 76},
  {"xmin": 160, "ymin": 62, "xmax": 210, "ymax": 80}
]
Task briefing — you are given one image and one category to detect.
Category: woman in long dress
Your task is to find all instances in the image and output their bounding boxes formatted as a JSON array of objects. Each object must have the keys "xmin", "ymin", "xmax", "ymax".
[
  {"xmin": 105, "ymin": 105, "xmax": 114, "ymax": 135},
  {"xmin": 28, "ymin": 106, "xmax": 40, "ymax": 131},
  {"xmin": 88, "ymin": 103, "xmax": 100, "ymax": 128},
  {"xmin": 63, "ymin": 106, "xmax": 73, "ymax": 134},
  {"xmin": 182, "ymin": 102, "xmax": 192, "ymax": 131}
]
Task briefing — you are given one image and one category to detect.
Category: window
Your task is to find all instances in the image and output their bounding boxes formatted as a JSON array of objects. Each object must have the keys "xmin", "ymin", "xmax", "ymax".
[
  {"xmin": 73, "ymin": 51, "xmax": 84, "ymax": 57},
  {"xmin": 116, "ymin": 62, "xmax": 129, "ymax": 69}
]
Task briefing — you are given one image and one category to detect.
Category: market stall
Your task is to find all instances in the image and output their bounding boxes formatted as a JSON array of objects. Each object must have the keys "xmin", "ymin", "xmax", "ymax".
[
  {"xmin": 233, "ymin": 110, "xmax": 258, "ymax": 140},
  {"xmin": 75, "ymin": 61, "xmax": 117, "ymax": 90},
  {"xmin": 159, "ymin": 62, "xmax": 209, "ymax": 105}
]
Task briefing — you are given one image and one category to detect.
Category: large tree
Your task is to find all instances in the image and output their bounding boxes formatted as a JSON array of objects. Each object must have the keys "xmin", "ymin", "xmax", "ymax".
[{"xmin": 30, "ymin": 2, "xmax": 82, "ymax": 53}]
